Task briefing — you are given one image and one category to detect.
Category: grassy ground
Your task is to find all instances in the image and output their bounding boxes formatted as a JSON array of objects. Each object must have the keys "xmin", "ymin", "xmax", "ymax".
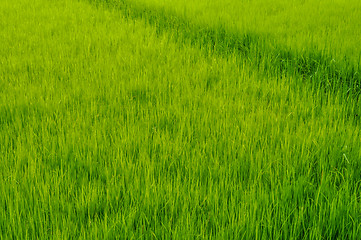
[
  {"xmin": 128, "ymin": 0, "xmax": 361, "ymax": 63},
  {"xmin": 0, "ymin": 0, "xmax": 360, "ymax": 239}
]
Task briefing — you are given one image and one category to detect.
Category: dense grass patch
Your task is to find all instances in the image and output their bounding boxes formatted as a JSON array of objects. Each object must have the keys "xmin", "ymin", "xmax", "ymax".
[
  {"xmin": 0, "ymin": 0, "xmax": 360, "ymax": 238},
  {"xmin": 126, "ymin": 0, "xmax": 361, "ymax": 62},
  {"xmin": 91, "ymin": 0, "xmax": 361, "ymax": 98}
]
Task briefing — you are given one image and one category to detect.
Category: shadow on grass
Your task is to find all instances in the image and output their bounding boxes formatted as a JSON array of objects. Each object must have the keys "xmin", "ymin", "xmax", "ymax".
[{"xmin": 90, "ymin": 0, "xmax": 360, "ymax": 98}]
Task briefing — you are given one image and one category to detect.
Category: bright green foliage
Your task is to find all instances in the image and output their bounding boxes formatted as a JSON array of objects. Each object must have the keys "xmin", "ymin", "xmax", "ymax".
[
  {"xmin": 129, "ymin": 0, "xmax": 361, "ymax": 63},
  {"xmin": 0, "ymin": 0, "xmax": 360, "ymax": 239}
]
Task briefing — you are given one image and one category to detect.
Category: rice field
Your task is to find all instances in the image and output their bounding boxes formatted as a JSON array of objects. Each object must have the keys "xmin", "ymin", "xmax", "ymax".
[{"xmin": 0, "ymin": 0, "xmax": 360, "ymax": 238}]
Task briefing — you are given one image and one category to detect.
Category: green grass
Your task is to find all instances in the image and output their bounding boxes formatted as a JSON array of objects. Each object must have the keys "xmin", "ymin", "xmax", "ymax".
[
  {"xmin": 0, "ymin": 0, "xmax": 360, "ymax": 239},
  {"xmin": 127, "ymin": 0, "xmax": 361, "ymax": 62},
  {"xmin": 91, "ymin": 0, "xmax": 361, "ymax": 98}
]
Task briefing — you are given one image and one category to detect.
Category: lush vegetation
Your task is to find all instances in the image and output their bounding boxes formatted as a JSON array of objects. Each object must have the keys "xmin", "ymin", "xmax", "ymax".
[{"xmin": 0, "ymin": 0, "xmax": 360, "ymax": 238}]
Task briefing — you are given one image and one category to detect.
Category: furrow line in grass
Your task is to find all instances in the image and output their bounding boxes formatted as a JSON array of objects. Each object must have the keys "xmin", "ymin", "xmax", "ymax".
[{"xmin": 87, "ymin": 0, "xmax": 360, "ymax": 98}]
